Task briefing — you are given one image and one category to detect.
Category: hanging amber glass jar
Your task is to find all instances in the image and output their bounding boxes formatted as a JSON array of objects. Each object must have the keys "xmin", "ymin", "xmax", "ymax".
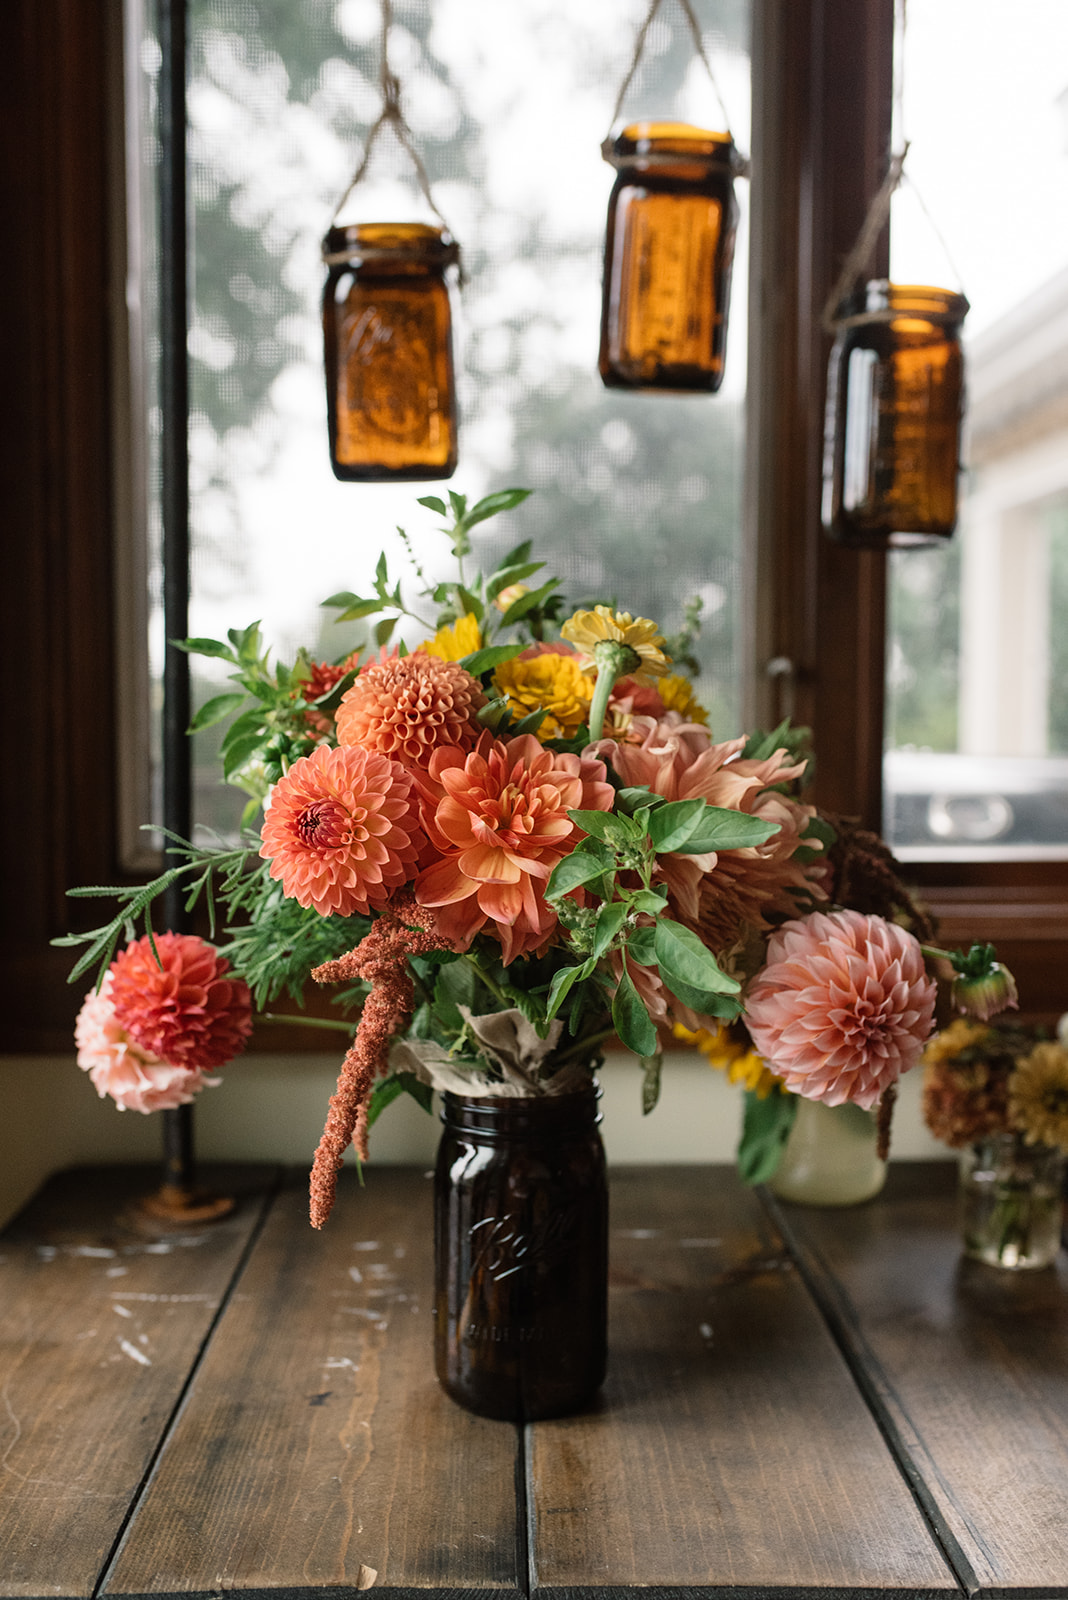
[
  {"xmin": 599, "ymin": 122, "xmax": 741, "ymax": 392},
  {"xmin": 821, "ymin": 281, "xmax": 969, "ymax": 548},
  {"xmin": 434, "ymin": 1083, "xmax": 607, "ymax": 1422},
  {"xmin": 321, "ymin": 222, "xmax": 458, "ymax": 481}
]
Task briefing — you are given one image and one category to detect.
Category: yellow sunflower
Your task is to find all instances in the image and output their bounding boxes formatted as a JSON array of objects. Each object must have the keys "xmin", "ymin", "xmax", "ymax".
[
  {"xmin": 493, "ymin": 652, "xmax": 595, "ymax": 740},
  {"xmin": 560, "ymin": 605, "xmax": 670, "ymax": 685},
  {"xmin": 421, "ymin": 612, "xmax": 482, "ymax": 662},
  {"xmin": 674, "ymin": 1022, "xmax": 783, "ymax": 1099},
  {"xmin": 1009, "ymin": 1041, "xmax": 1068, "ymax": 1150}
]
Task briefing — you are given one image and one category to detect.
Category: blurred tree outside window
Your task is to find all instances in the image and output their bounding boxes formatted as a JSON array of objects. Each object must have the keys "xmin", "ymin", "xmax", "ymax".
[{"xmin": 126, "ymin": 0, "xmax": 752, "ymax": 848}]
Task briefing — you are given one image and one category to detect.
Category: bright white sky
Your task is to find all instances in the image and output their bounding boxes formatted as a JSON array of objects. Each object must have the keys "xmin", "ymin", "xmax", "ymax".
[{"xmin": 891, "ymin": 0, "xmax": 1068, "ymax": 337}]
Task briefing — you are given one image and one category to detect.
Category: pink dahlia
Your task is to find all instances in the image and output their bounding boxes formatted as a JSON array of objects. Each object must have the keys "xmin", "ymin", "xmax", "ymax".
[
  {"xmin": 413, "ymin": 732, "xmax": 615, "ymax": 963},
  {"xmin": 335, "ymin": 649, "xmax": 486, "ymax": 768},
  {"xmin": 744, "ymin": 909, "xmax": 937, "ymax": 1109},
  {"xmin": 108, "ymin": 932, "xmax": 253, "ymax": 1072},
  {"xmin": 260, "ymin": 743, "xmax": 424, "ymax": 917},
  {"xmin": 76, "ymin": 979, "xmax": 216, "ymax": 1113}
]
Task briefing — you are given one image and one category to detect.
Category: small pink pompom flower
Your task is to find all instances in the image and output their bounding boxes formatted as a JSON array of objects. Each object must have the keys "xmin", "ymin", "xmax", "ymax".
[
  {"xmin": 108, "ymin": 932, "xmax": 253, "ymax": 1072},
  {"xmin": 75, "ymin": 976, "xmax": 218, "ymax": 1114},
  {"xmin": 744, "ymin": 909, "xmax": 937, "ymax": 1109},
  {"xmin": 260, "ymin": 743, "xmax": 424, "ymax": 918}
]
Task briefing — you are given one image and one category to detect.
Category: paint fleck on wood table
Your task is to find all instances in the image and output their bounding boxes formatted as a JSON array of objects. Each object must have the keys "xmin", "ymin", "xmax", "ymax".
[{"xmin": 2, "ymin": 1162, "xmax": 1066, "ymax": 1599}]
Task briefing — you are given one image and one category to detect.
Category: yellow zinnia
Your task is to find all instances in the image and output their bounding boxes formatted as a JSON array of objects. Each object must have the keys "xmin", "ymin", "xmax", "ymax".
[
  {"xmin": 422, "ymin": 612, "xmax": 482, "ymax": 662},
  {"xmin": 1009, "ymin": 1041, "xmax": 1068, "ymax": 1151},
  {"xmin": 657, "ymin": 673, "xmax": 709, "ymax": 725},
  {"xmin": 560, "ymin": 605, "xmax": 670, "ymax": 685},
  {"xmin": 493, "ymin": 652, "xmax": 595, "ymax": 740},
  {"xmin": 674, "ymin": 1023, "xmax": 783, "ymax": 1099}
]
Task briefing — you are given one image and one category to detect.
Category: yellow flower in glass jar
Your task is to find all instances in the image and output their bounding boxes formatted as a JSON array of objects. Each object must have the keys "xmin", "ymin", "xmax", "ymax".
[
  {"xmin": 493, "ymin": 646, "xmax": 595, "ymax": 740},
  {"xmin": 422, "ymin": 612, "xmax": 481, "ymax": 662},
  {"xmin": 560, "ymin": 605, "xmax": 670, "ymax": 685},
  {"xmin": 1009, "ymin": 1041, "xmax": 1068, "ymax": 1151}
]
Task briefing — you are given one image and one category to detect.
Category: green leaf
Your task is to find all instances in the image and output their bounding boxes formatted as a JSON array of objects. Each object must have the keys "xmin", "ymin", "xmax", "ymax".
[
  {"xmin": 545, "ymin": 849, "xmax": 614, "ymax": 900},
  {"xmin": 416, "ymin": 495, "xmax": 447, "ymax": 516},
  {"xmin": 591, "ymin": 899, "xmax": 629, "ymax": 959},
  {"xmin": 456, "ymin": 586, "xmax": 485, "ymax": 622},
  {"xmin": 612, "ymin": 968, "xmax": 658, "ymax": 1058},
  {"xmin": 188, "ymin": 692, "xmax": 248, "ymax": 733},
  {"xmin": 641, "ymin": 1054, "xmax": 663, "ymax": 1115},
  {"xmin": 460, "ymin": 644, "xmax": 523, "ymax": 677},
  {"xmin": 448, "ymin": 490, "xmax": 468, "ymax": 521},
  {"xmin": 625, "ymin": 925, "xmax": 657, "ymax": 966},
  {"xmin": 660, "ymin": 973, "xmax": 741, "ymax": 1021},
  {"xmin": 333, "ymin": 598, "xmax": 384, "ymax": 623},
  {"xmin": 485, "ymin": 560, "xmax": 545, "ymax": 600},
  {"xmin": 546, "ymin": 957, "xmax": 597, "ymax": 1022},
  {"xmin": 654, "ymin": 919, "xmax": 740, "ymax": 996},
  {"xmin": 664, "ymin": 805, "xmax": 781, "ymax": 855},
  {"xmin": 434, "ymin": 959, "xmax": 477, "ymax": 1030},
  {"xmin": 375, "ymin": 551, "xmax": 389, "ymax": 591},
  {"xmin": 176, "ymin": 636, "xmax": 237, "ymax": 662},
  {"xmin": 740, "ymin": 718, "xmax": 794, "ymax": 763},
  {"xmin": 566, "ymin": 809, "xmax": 620, "ymax": 845},
  {"xmin": 613, "ymin": 785, "xmax": 656, "ymax": 815},
  {"xmin": 499, "ymin": 538, "xmax": 533, "ymax": 567},
  {"xmin": 646, "ymin": 798, "xmax": 710, "ymax": 853},
  {"xmin": 464, "ymin": 487, "xmax": 532, "ymax": 527},
  {"xmin": 374, "ymin": 617, "xmax": 396, "ymax": 649},
  {"xmin": 219, "ymin": 708, "xmax": 267, "ymax": 758},
  {"xmin": 367, "ymin": 1072, "xmax": 434, "ymax": 1128},
  {"xmin": 499, "ymin": 578, "xmax": 560, "ymax": 626},
  {"xmin": 737, "ymin": 1090, "xmax": 797, "ymax": 1185},
  {"xmin": 630, "ymin": 889, "xmax": 668, "ymax": 915},
  {"xmin": 511, "ymin": 707, "xmax": 548, "ymax": 736},
  {"xmin": 222, "ymin": 730, "xmax": 271, "ymax": 780},
  {"xmin": 320, "ymin": 590, "xmax": 362, "ymax": 610}
]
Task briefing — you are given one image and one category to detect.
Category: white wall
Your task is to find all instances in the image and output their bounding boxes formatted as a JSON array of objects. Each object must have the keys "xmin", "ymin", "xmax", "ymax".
[{"xmin": 0, "ymin": 1049, "xmax": 946, "ymax": 1230}]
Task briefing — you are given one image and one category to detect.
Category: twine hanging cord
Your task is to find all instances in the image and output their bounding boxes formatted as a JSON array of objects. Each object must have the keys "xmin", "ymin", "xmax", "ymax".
[
  {"xmin": 324, "ymin": 0, "xmax": 464, "ymax": 281},
  {"xmin": 604, "ymin": 0, "xmax": 750, "ymax": 176}
]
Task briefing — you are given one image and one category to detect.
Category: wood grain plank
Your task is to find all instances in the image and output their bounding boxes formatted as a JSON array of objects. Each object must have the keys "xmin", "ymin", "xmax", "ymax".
[
  {"xmin": 527, "ymin": 1167, "xmax": 957, "ymax": 1598},
  {"xmin": 103, "ymin": 1167, "xmax": 521, "ymax": 1597},
  {"xmin": 776, "ymin": 1161, "xmax": 1068, "ymax": 1597},
  {"xmin": 0, "ymin": 1164, "xmax": 277, "ymax": 1600}
]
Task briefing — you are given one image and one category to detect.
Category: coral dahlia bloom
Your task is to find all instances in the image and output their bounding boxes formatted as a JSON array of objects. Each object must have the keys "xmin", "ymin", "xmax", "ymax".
[
  {"xmin": 108, "ymin": 932, "xmax": 252, "ymax": 1073},
  {"xmin": 335, "ymin": 649, "xmax": 486, "ymax": 768},
  {"xmin": 294, "ymin": 652, "xmax": 359, "ymax": 735},
  {"xmin": 261, "ymin": 743, "xmax": 424, "ymax": 917},
  {"xmin": 75, "ymin": 976, "xmax": 217, "ymax": 1113},
  {"xmin": 413, "ymin": 732, "xmax": 614, "ymax": 963},
  {"xmin": 745, "ymin": 909, "xmax": 937, "ymax": 1109}
]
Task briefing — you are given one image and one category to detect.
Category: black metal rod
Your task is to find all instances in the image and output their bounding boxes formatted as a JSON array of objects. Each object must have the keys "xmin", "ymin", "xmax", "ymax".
[{"xmin": 158, "ymin": 0, "xmax": 194, "ymax": 1189}]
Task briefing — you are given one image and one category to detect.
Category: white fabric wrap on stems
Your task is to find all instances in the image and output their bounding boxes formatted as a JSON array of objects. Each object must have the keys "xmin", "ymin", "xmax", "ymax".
[{"xmin": 389, "ymin": 1007, "xmax": 592, "ymax": 1098}]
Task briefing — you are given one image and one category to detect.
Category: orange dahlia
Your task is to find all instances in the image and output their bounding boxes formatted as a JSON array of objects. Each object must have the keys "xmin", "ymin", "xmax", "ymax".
[
  {"xmin": 107, "ymin": 932, "xmax": 253, "ymax": 1073},
  {"xmin": 335, "ymin": 649, "xmax": 486, "ymax": 768},
  {"xmin": 75, "ymin": 975, "xmax": 218, "ymax": 1113},
  {"xmin": 413, "ymin": 732, "xmax": 614, "ymax": 963},
  {"xmin": 260, "ymin": 743, "xmax": 424, "ymax": 917},
  {"xmin": 294, "ymin": 652, "xmax": 359, "ymax": 736},
  {"xmin": 745, "ymin": 909, "xmax": 937, "ymax": 1109}
]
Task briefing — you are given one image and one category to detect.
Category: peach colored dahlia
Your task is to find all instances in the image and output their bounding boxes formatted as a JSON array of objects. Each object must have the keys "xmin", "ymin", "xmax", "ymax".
[
  {"xmin": 744, "ymin": 909, "xmax": 937, "ymax": 1109},
  {"xmin": 107, "ymin": 932, "xmax": 252, "ymax": 1073},
  {"xmin": 413, "ymin": 732, "xmax": 614, "ymax": 963},
  {"xmin": 595, "ymin": 724, "xmax": 823, "ymax": 942},
  {"xmin": 260, "ymin": 743, "xmax": 424, "ymax": 918},
  {"xmin": 75, "ymin": 976, "xmax": 215, "ymax": 1113},
  {"xmin": 335, "ymin": 649, "xmax": 486, "ymax": 768}
]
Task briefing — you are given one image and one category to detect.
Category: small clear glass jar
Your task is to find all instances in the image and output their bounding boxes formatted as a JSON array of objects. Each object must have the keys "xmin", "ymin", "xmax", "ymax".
[
  {"xmin": 434, "ymin": 1083, "xmax": 607, "ymax": 1422},
  {"xmin": 959, "ymin": 1132, "xmax": 1065, "ymax": 1270},
  {"xmin": 599, "ymin": 122, "xmax": 741, "ymax": 392},
  {"xmin": 321, "ymin": 222, "xmax": 458, "ymax": 481},
  {"xmin": 821, "ymin": 281, "xmax": 968, "ymax": 548}
]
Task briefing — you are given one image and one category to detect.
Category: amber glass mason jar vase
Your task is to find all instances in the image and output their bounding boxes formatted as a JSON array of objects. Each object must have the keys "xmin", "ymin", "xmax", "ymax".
[
  {"xmin": 821, "ymin": 281, "xmax": 969, "ymax": 548},
  {"xmin": 599, "ymin": 122, "xmax": 741, "ymax": 392},
  {"xmin": 321, "ymin": 222, "xmax": 458, "ymax": 482},
  {"xmin": 434, "ymin": 1083, "xmax": 608, "ymax": 1422}
]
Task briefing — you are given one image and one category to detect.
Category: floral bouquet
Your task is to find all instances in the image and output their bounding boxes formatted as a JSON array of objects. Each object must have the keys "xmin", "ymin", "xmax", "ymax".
[
  {"xmin": 922, "ymin": 1015, "xmax": 1068, "ymax": 1267},
  {"xmin": 58, "ymin": 489, "xmax": 1016, "ymax": 1229}
]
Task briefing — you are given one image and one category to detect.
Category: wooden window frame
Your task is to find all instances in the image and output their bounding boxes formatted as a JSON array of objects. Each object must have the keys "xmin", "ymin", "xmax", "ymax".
[{"xmin": 4, "ymin": 0, "xmax": 1063, "ymax": 1054}]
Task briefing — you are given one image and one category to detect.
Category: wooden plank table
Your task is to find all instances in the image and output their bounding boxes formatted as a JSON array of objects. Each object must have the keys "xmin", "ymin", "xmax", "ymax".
[{"xmin": 1, "ymin": 1162, "xmax": 1065, "ymax": 1599}]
